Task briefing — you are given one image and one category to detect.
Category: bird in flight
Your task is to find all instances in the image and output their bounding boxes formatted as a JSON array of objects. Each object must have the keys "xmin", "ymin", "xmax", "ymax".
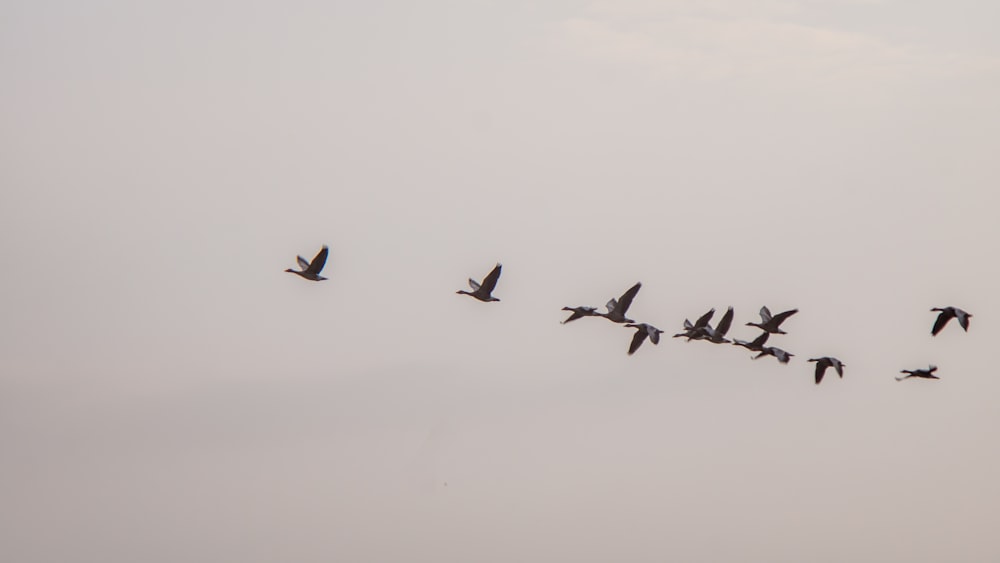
[
  {"xmin": 753, "ymin": 346, "xmax": 794, "ymax": 364},
  {"xmin": 673, "ymin": 308, "xmax": 715, "ymax": 341},
  {"xmin": 624, "ymin": 323, "xmax": 663, "ymax": 355},
  {"xmin": 561, "ymin": 306, "xmax": 598, "ymax": 324},
  {"xmin": 599, "ymin": 282, "xmax": 642, "ymax": 324},
  {"xmin": 746, "ymin": 306, "xmax": 798, "ymax": 334},
  {"xmin": 930, "ymin": 307, "xmax": 972, "ymax": 336},
  {"xmin": 732, "ymin": 331, "xmax": 769, "ymax": 352},
  {"xmin": 897, "ymin": 365, "xmax": 939, "ymax": 381},
  {"xmin": 702, "ymin": 306, "xmax": 735, "ymax": 344},
  {"xmin": 456, "ymin": 263, "xmax": 503, "ymax": 302},
  {"xmin": 808, "ymin": 356, "xmax": 845, "ymax": 385},
  {"xmin": 285, "ymin": 245, "xmax": 329, "ymax": 281}
]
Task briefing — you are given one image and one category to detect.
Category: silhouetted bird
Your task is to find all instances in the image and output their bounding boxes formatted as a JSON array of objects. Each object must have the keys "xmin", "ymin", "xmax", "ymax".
[
  {"xmin": 808, "ymin": 356, "xmax": 845, "ymax": 384},
  {"xmin": 285, "ymin": 245, "xmax": 329, "ymax": 281},
  {"xmin": 930, "ymin": 307, "xmax": 972, "ymax": 336},
  {"xmin": 897, "ymin": 365, "xmax": 939, "ymax": 381},
  {"xmin": 624, "ymin": 323, "xmax": 663, "ymax": 355},
  {"xmin": 703, "ymin": 307, "xmax": 735, "ymax": 344},
  {"xmin": 753, "ymin": 346, "xmax": 794, "ymax": 364},
  {"xmin": 599, "ymin": 282, "xmax": 642, "ymax": 324},
  {"xmin": 733, "ymin": 331, "xmax": 769, "ymax": 352},
  {"xmin": 746, "ymin": 306, "xmax": 798, "ymax": 334},
  {"xmin": 456, "ymin": 263, "xmax": 502, "ymax": 302},
  {"xmin": 673, "ymin": 308, "xmax": 715, "ymax": 340},
  {"xmin": 561, "ymin": 306, "xmax": 598, "ymax": 324}
]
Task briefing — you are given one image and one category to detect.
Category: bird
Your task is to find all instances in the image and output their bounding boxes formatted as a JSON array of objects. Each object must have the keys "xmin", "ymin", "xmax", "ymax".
[
  {"xmin": 285, "ymin": 245, "xmax": 329, "ymax": 281},
  {"xmin": 598, "ymin": 282, "xmax": 642, "ymax": 324},
  {"xmin": 753, "ymin": 346, "xmax": 794, "ymax": 364},
  {"xmin": 703, "ymin": 307, "xmax": 735, "ymax": 344},
  {"xmin": 746, "ymin": 306, "xmax": 799, "ymax": 334},
  {"xmin": 808, "ymin": 357, "xmax": 845, "ymax": 385},
  {"xmin": 561, "ymin": 306, "xmax": 598, "ymax": 324},
  {"xmin": 930, "ymin": 307, "xmax": 972, "ymax": 336},
  {"xmin": 733, "ymin": 331, "xmax": 770, "ymax": 352},
  {"xmin": 897, "ymin": 365, "xmax": 939, "ymax": 381},
  {"xmin": 624, "ymin": 323, "xmax": 663, "ymax": 355},
  {"xmin": 456, "ymin": 263, "xmax": 502, "ymax": 302},
  {"xmin": 673, "ymin": 308, "xmax": 715, "ymax": 340}
]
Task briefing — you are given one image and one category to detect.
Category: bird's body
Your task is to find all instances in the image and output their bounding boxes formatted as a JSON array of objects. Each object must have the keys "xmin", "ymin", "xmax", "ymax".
[
  {"xmin": 624, "ymin": 323, "xmax": 663, "ymax": 355},
  {"xmin": 285, "ymin": 245, "xmax": 329, "ymax": 281},
  {"xmin": 897, "ymin": 365, "xmax": 939, "ymax": 381},
  {"xmin": 599, "ymin": 282, "xmax": 642, "ymax": 324},
  {"xmin": 930, "ymin": 307, "xmax": 972, "ymax": 336},
  {"xmin": 456, "ymin": 263, "xmax": 503, "ymax": 302},
  {"xmin": 733, "ymin": 331, "xmax": 770, "ymax": 352},
  {"xmin": 561, "ymin": 306, "xmax": 598, "ymax": 324},
  {"xmin": 746, "ymin": 306, "xmax": 798, "ymax": 334},
  {"xmin": 808, "ymin": 356, "xmax": 845, "ymax": 384},
  {"xmin": 754, "ymin": 346, "xmax": 794, "ymax": 364}
]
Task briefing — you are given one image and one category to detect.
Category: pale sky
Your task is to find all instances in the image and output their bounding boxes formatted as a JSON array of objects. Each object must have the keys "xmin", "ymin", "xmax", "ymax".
[{"xmin": 2, "ymin": 1, "xmax": 999, "ymax": 561}]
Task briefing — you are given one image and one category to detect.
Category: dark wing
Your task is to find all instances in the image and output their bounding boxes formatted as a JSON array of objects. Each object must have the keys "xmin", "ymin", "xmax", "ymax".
[
  {"xmin": 694, "ymin": 308, "xmax": 715, "ymax": 329},
  {"xmin": 615, "ymin": 282, "xmax": 642, "ymax": 315},
  {"xmin": 814, "ymin": 361, "xmax": 827, "ymax": 384},
  {"xmin": 296, "ymin": 256, "xmax": 311, "ymax": 270},
  {"xmin": 833, "ymin": 360, "xmax": 844, "ymax": 377},
  {"xmin": 956, "ymin": 310, "xmax": 971, "ymax": 331},
  {"xmin": 759, "ymin": 306, "xmax": 772, "ymax": 322},
  {"xmin": 750, "ymin": 331, "xmax": 770, "ymax": 348},
  {"xmin": 715, "ymin": 307, "xmax": 734, "ymax": 336},
  {"xmin": 306, "ymin": 246, "xmax": 329, "ymax": 275},
  {"xmin": 648, "ymin": 327, "xmax": 661, "ymax": 345},
  {"xmin": 480, "ymin": 263, "xmax": 502, "ymax": 294},
  {"xmin": 931, "ymin": 310, "xmax": 953, "ymax": 336},
  {"xmin": 770, "ymin": 308, "xmax": 799, "ymax": 327},
  {"xmin": 628, "ymin": 328, "xmax": 649, "ymax": 355}
]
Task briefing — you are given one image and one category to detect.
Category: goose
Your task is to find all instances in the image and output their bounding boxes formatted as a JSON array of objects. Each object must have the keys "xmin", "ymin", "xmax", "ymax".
[
  {"xmin": 733, "ymin": 331, "xmax": 769, "ymax": 352},
  {"xmin": 703, "ymin": 307, "xmax": 735, "ymax": 344},
  {"xmin": 673, "ymin": 308, "xmax": 715, "ymax": 340},
  {"xmin": 746, "ymin": 306, "xmax": 798, "ymax": 334},
  {"xmin": 930, "ymin": 307, "xmax": 972, "ymax": 336},
  {"xmin": 896, "ymin": 365, "xmax": 939, "ymax": 381},
  {"xmin": 598, "ymin": 282, "xmax": 642, "ymax": 324},
  {"xmin": 561, "ymin": 306, "xmax": 598, "ymax": 324},
  {"xmin": 807, "ymin": 356, "xmax": 845, "ymax": 385},
  {"xmin": 624, "ymin": 323, "xmax": 664, "ymax": 355},
  {"xmin": 285, "ymin": 245, "xmax": 329, "ymax": 281},
  {"xmin": 456, "ymin": 263, "xmax": 502, "ymax": 302},
  {"xmin": 753, "ymin": 346, "xmax": 794, "ymax": 364}
]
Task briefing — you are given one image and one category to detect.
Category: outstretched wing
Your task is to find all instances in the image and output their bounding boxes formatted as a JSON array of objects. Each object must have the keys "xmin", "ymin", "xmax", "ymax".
[
  {"xmin": 296, "ymin": 256, "xmax": 310, "ymax": 270},
  {"xmin": 606, "ymin": 299, "xmax": 618, "ymax": 314},
  {"xmin": 759, "ymin": 306, "xmax": 772, "ymax": 322},
  {"xmin": 770, "ymin": 308, "xmax": 798, "ymax": 326},
  {"xmin": 615, "ymin": 282, "xmax": 642, "ymax": 315},
  {"xmin": 814, "ymin": 361, "xmax": 827, "ymax": 384},
  {"xmin": 930, "ymin": 310, "xmax": 952, "ymax": 335},
  {"xmin": 957, "ymin": 310, "xmax": 971, "ymax": 331},
  {"xmin": 750, "ymin": 331, "xmax": 770, "ymax": 348},
  {"xmin": 306, "ymin": 245, "xmax": 329, "ymax": 275},
  {"xmin": 480, "ymin": 263, "xmax": 502, "ymax": 294},
  {"xmin": 715, "ymin": 307, "xmax": 734, "ymax": 336},
  {"xmin": 468, "ymin": 278, "xmax": 481, "ymax": 291},
  {"xmin": 628, "ymin": 328, "xmax": 648, "ymax": 355},
  {"xmin": 833, "ymin": 360, "xmax": 844, "ymax": 377},
  {"xmin": 648, "ymin": 326, "xmax": 661, "ymax": 345},
  {"xmin": 694, "ymin": 308, "xmax": 715, "ymax": 329}
]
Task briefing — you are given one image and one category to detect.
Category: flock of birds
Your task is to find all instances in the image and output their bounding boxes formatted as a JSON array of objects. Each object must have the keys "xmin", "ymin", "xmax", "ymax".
[{"xmin": 286, "ymin": 245, "xmax": 973, "ymax": 384}]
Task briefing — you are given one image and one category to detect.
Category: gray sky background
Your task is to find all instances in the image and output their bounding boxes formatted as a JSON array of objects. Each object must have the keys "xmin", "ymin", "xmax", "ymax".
[{"xmin": 2, "ymin": 1, "xmax": 999, "ymax": 561}]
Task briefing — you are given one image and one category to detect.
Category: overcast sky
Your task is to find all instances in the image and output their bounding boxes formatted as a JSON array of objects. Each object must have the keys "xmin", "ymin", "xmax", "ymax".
[{"xmin": 2, "ymin": 1, "xmax": 999, "ymax": 561}]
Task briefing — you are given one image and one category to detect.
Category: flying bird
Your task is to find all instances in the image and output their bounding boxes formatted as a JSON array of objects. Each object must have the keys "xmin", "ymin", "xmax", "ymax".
[
  {"xmin": 733, "ymin": 331, "xmax": 770, "ymax": 352},
  {"xmin": 703, "ymin": 307, "xmax": 735, "ymax": 344},
  {"xmin": 673, "ymin": 308, "xmax": 715, "ymax": 340},
  {"xmin": 285, "ymin": 245, "xmax": 329, "ymax": 281},
  {"xmin": 561, "ymin": 306, "xmax": 598, "ymax": 324},
  {"xmin": 808, "ymin": 357, "xmax": 845, "ymax": 384},
  {"xmin": 753, "ymin": 346, "xmax": 794, "ymax": 364},
  {"xmin": 599, "ymin": 282, "xmax": 642, "ymax": 324},
  {"xmin": 456, "ymin": 263, "xmax": 503, "ymax": 302},
  {"xmin": 897, "ymin": 365, "xmax": 939, "ymax": 381},
  {"xmin": 746, "ymin": 306, "xmax": 799, "ymax": 334},
  {"xmin": 930, "ymin": 307, "xmax": 972, "ymax": 336},
  {"xmin": 624, "ymin": 323, "xmax": 664, "ymax": 355}
]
